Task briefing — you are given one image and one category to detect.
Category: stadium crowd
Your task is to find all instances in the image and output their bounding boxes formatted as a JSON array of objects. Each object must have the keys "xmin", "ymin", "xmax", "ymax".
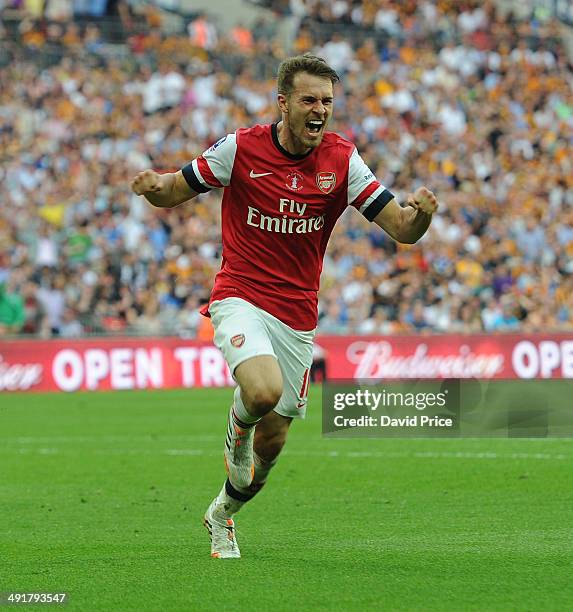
[{"xmin": 1, "ymin": 0, "xmax": 572, "ymax": 338}]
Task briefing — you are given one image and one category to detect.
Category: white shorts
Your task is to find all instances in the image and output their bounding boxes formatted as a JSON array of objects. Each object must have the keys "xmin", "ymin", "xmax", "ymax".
[{"xmin": 209, "ymin": 297, "xmax": 315, "ymax": 419}]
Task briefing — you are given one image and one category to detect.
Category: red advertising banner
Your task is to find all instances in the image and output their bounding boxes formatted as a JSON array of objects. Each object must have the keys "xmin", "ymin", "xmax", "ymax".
[
  {"xmin": 314, "ymin": 335, "xmax": 573, "ymax": 381},
  {"xmin": 0, "ymin": 337, "xmax": 234, "ymax": 393},
  {"xmin": 1, "ymin": 334, "xmax": 573, "ymax": 393}
]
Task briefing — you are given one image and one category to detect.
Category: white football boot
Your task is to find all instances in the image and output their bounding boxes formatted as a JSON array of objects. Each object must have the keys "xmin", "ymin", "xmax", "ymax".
[
  {"xmin": 203, "ymin": 496, "xmax": 241, "ymax": 559},
  {"xmin": 224, "ymin": 406, "xmax": 255, "ymax": 488}
]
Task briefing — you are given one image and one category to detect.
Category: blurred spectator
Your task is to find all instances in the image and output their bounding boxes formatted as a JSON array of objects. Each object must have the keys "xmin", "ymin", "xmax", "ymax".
[
  {"xmin": 59, "ymin": 306, "xmax": 84, "ymax": 337},
  {"xmin": 36, "ymin": 273, "xmax": 66, "ymax": 335},
  {"xmin": 490, "ymin": 299, "xmax": 521, "ymax": 332},
  {"xmin": 177, "ymin": 295, "xmax": 201, "ymax": 337},
  {"xmin": 46, "ymin": 0, "xmax": 74, "ymax": 21},
  {"xmin": 188, "ymin": 12, "xmax": 218, "ymax": 51},
  {"xmin": 33, "ymin": 224, "xmax": 60, "ymax": 268},
  {"xmin": 0, "ymin": 281, "xmax": 25, "ymax": 335},
  {"xmin": 21, "ymin": 280, "xmax": 43, "ymax": 334},
  {"xmin": 131, "ymin": 293, "xmax": 162, "ymax": 335},
  {"xmin": 231, "ymin": 23, "xmax": 254, "ymax": 52},
  {"xmin": 404, "ymin": 300, "xmax": 432, "ymax": 332},
  {"xmin": 319, "ymin": 31, "xmax": 354, "ymax": 75},
  {"xmin": 515, "ymin": 217, "xmax": 547, "ymax": 262},
  {"xmin": 356, "ymin": 306, "xmax": 395, "ymax": 335},
  {"xmin": 318, "ymin": 302, "xmax": 349, "ymax": 334},
  {"xmin": 73, "ymin": 0, "xmax": 107, "ymax": 17},
  {"xmin": 65, "ymin": 220, "xmax": 93, "ymax": 266},
  {"xmin": 492, "ymin": 263, "xmax": 513, "ymax": 297}
]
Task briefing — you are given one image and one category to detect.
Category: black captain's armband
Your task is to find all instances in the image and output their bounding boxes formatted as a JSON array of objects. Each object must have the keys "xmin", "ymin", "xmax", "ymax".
[
  {"xmin": 182, "ymin": 163, "xmax": 211, "ymax": 194},
  {"xmin": 362, "ymin": 189, "xmax": 394, "ymax": 221}
]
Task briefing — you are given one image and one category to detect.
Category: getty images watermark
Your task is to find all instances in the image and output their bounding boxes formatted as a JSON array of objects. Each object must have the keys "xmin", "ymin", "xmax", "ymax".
[{"xmin": 322, "ymin": 379, "xmax": 573, "ymax": 438}]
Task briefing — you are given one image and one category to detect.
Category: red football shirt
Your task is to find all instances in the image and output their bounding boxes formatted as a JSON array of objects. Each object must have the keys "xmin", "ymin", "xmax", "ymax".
[{"xmin": 182, "ymin": 123, "xmax": 394, "ymax": 331}]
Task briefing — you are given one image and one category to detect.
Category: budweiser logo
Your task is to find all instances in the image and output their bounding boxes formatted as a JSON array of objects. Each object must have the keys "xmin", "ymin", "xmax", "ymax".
[
  {"xmin": 0, "ymin": 354, "xmax": 43, "ymax": 391},
  {"xmin": 347, "ymin": 342, "xmax": 505, "ymax": 379}
]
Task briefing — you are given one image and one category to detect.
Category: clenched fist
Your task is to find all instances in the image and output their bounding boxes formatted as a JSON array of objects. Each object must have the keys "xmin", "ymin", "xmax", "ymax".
[
  {"xmin": 406, "ymin": 187, "xmax": 439, "ymax": 214},
  {"xmin": 130, "ymin": 169, "xmax": 165, "ymax": 195}
]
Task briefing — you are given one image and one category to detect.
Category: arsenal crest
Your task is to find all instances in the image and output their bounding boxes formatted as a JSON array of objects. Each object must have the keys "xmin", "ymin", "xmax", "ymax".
[
  {"xmin": 230, "ymin": 334, "xmax": 245, "ymax": 348},
  {"xmin": 316, "ymin": 171, "xmax": 336, "ymax": 194}
]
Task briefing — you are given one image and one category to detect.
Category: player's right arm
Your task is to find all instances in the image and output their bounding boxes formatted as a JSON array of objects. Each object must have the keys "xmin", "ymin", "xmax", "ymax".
[
  {"xmin": 131, "ymin": 133, "xmax": 237, "ymax": 207},
  {"xmin": 130, "ymin": 169, "xmax": 198, "ymax": 208}
]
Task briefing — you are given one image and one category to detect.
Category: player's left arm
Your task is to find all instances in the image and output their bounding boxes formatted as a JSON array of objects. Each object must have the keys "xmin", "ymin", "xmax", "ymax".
[{"xmin": 373, "ymin": 187, "xmax": 438, "ymax": 244}]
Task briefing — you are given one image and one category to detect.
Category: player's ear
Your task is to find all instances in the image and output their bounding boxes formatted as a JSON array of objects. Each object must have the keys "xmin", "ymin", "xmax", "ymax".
[{"xmin": 277, "ymin": 94, "xmax": 288, "ymax": 113}]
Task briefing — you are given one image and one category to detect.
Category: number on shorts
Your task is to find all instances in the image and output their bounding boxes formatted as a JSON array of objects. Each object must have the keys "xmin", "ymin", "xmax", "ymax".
[{"xmin": 298, "ymin": 368, "xmax": 310, "ymax": 400}]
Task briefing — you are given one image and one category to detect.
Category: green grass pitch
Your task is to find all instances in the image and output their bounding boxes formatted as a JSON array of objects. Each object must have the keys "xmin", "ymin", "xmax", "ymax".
[{"xmin": 1, "ymin": 387, "xmax": 572, "ymax": 611}]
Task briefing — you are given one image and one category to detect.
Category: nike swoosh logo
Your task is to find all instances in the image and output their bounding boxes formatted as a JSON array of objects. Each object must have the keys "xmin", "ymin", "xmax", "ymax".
[{"xmin": 250, "ymin": 170, "xmax": 273, "ymax": 178}]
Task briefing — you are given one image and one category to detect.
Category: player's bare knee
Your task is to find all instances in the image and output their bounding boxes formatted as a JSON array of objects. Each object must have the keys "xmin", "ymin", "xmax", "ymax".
[{"xmin": 245, "ymin": 383, "xmax": 283, "ymax": 414}]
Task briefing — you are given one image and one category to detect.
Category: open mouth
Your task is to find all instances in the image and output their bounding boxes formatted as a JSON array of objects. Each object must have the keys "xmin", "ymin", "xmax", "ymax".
[{"xmin": 305, "ymin": 119, "xmax": 324, "ymax": 134}]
